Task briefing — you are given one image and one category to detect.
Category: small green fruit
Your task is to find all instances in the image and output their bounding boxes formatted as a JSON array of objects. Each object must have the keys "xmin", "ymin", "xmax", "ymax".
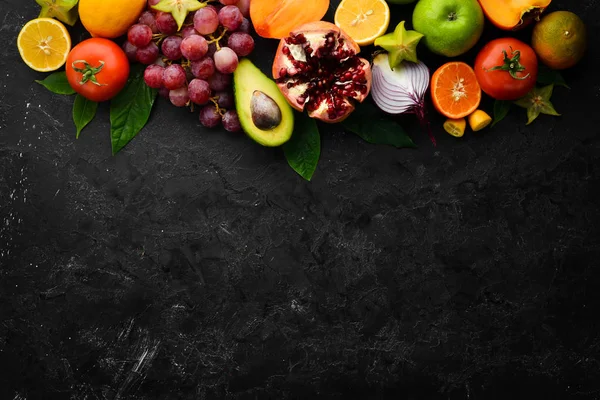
[
  {"xmin": 36, "ymin": 0, "xmax": 79, "ymax": 26},
  {"xmin": 412, "ymin": 0, "xmax": 484, "ymax": 57}
]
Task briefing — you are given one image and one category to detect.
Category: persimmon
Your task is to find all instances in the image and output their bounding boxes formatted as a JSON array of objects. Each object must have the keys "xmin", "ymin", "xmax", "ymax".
[
  {"xmin": 250, "ymin": 0, "xmax": 330, "ymax": 39},
  {"xmin": 477, "ymin": 0, "xmax": 551, "ymax": 30}
]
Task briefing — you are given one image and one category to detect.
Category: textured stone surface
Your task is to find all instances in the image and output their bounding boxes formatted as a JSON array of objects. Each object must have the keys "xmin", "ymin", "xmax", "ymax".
[{"xmin": 1, "ymin": 0, "xmax": 600, "ymax": 398}]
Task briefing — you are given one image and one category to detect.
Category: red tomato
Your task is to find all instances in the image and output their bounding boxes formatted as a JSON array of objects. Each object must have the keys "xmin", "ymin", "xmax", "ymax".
[
  {"xmin": 66, "ymin": 38, "xmax": 130, "ymax": 102},
  {"xmin": 474, "ymin": 38, "xmax": 538, "ymax": 101}
]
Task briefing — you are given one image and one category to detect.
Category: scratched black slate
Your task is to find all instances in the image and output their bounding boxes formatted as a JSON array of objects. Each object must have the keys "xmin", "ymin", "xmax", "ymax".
[{"xmin": 1, "ymin": 0, "xmax": 600, "ymax": 398}]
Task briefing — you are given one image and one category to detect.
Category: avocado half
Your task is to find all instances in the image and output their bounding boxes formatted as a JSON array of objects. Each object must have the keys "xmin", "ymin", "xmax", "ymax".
[{"xmin": 233, "ymin": 58, "xmax": 294, "ymax": 147}]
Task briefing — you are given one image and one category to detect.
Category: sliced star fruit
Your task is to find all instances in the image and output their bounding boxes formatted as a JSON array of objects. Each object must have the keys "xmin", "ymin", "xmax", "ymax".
[
  {"xmin": 36, "ymin": 0, "xmax": 79, "ymax": 26},
  {"xmin": 152, "ymin": 0, "xmax": 204, "ymax": 31},
  {"xmin": 514, "ymin": 84, "xmax": 560, "ymax": 125},
  {"xmin": 374, "ymin": 21, "xmax": 423, "ymax": 69}
]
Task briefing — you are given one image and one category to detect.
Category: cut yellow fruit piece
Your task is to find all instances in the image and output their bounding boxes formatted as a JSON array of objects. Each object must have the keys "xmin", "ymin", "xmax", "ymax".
[
  {"xmin": 334, "ymin": 0, "xmax": 390, "ymax": 46},
  {"xmin": 443, "ymin": 118, "xmax": 466, "ymax": 137},
  {"xmin": 468, "ymin": 110, "xmax": 492, "ymax": 131},
  {"xmin": 17, "ymin": 18, "xmax": 71, "ymax": 72}
]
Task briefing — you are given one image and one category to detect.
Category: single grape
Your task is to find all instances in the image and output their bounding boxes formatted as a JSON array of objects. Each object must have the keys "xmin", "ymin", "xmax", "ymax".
[
  {"xmin": 238, "ymin": 18, "xmax": 251, "ymax": 34},
  {"xmin": 188, "ymin": 79, "xmax": 211, "ymax": 105},
  {"xmin": 191, "ymin": 56, "xmax": 215, "ymax": 80},
  {"xmin": 214, "ymin": 47, "xmax": 238, "ymax": 74},
  {"xmin": 144, "ymin": 65, "xmax": 164, "ymax": 88},
  {"xmin": 199, "ymin": 104, "xmax": 222, "ymax": 128},
  {"xmin": 148, "ymin": 0, "xmax": 160, "ymax": 6},
  {"xmin": 237, "ymin": 0, "xmax": 250, "ymax": 17},
  {"xmin": 156, "ymin": 12, "xmax": 178, "ymax": 35},
  {"xmin": 227, "ymin": 32, "xmax": 254, "ymax": 57},
  {"xmin": 122, "ymin": 41, "xmax": 138, "ymax": 62},
  {"xmin": 136, "ymin": 42, "xmax": 160, "ymax": 64},
  {"xmin": 218, "ymin": 5, "xmax": 243, "ymax": 31},
  {"xmin": 208, "ymin": 71, "xmax": 231, "ymax": 91},
  {"xmin": 180, "ymin": 35, "xmax": 208, "ymax": 61},
  {"xmin": 169, "ymin": 87, "xmax": 190, "ymax": 107},
  {"xmin": 181, "ymin": 26, "xmax": 199, "ymax": 38},
  {"xmin": 138, "ymin": 11, "xmax": 158, "ymax": 33},
  {"xmin": 207, "ymin": 42, "xmax": 217, "ymax": 58},
  {"xmin": 215, "ymin": 91, "xmax": 234, "ymax": 109},
  {"xmin": 158, "ymin": 87, "xmax": 170, "ymax": 99},
  {"xmin": 162, "ymin": 36, "xmax": 183, "ymax": 60},
  {"xmin": 163, "ymin": 64, "xmax": 187, "ymax": 90},
  {"xmin": 219, "ymin": 0, "xmax": 238, "ymax": 5},
  {"xmin": 222, "ymin": 110, "xmax": 241, "ymax": 132},
  {"xmin": 128, "ymin": 24, "xmax": 153, "ymax": 48},
  {"xmin": 193, "ymin": 6, "xmax": 219, "ymax": 35}
]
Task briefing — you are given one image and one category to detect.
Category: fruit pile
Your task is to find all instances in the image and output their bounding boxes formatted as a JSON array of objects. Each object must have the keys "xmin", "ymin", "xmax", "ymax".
[{"xmin": 16, "ymin": 0, "xmax": 588, "ymax": 180}]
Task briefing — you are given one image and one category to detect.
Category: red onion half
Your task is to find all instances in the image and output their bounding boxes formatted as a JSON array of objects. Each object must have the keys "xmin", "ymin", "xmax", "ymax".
[{"xmin": 371, "ymin": 53, "xmax": 435, "ymax": 145}]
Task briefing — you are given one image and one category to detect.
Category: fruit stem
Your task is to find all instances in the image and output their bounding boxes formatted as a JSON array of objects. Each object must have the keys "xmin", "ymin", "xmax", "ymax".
[
  {"xmin": 210, "ymin": 97, "xmax": 226, "ymax": 116},
  {"xmin": 71, "ymin": 60, "xmax": 107, "ymax": 86},
  {"xmin": 208, "ymin": 28, "xmax": 228, "ymax": 50},
  {"xmin": 488, "ymin": 47, "xmax": 530, "ymax": 80}
]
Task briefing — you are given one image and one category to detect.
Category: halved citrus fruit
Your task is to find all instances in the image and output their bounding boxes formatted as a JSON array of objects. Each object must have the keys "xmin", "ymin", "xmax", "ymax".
[
  {"xmin": 334, "ymin": 0, "xmax": 390, "ymax": 46},
  {"xmin": 431, "ymin": 62, "xmax": 481, "ymax": 119},
  {"xmin": 17, "ymin": 18, "xmax": 71, "ymax": 72}
]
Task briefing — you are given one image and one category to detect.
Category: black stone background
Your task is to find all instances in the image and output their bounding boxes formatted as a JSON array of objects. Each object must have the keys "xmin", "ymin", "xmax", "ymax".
[{"xmin": 1, "ymin": 0, "xmax": 600, "ymax": 398}]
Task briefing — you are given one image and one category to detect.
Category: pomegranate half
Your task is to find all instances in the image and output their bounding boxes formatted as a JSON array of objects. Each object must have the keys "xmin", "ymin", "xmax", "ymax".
[{"xmin": 272, "ymin": 21, "xmax": 372, "ymax": 123}]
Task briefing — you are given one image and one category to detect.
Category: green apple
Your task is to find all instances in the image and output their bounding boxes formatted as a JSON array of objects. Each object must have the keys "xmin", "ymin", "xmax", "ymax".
[{"xmin": 412, "ymin": 0, "xmax": 484, "ymax": 57}]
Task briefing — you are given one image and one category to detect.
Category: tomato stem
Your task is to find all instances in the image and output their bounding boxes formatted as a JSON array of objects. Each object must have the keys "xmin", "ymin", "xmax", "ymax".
[
  {"xmin": 488, "ymin": 47, "xmax": 530, "ymax": 80},
  {"xmin": 71, "ymin": 60, "xmax": 107, "ymax": 86}
]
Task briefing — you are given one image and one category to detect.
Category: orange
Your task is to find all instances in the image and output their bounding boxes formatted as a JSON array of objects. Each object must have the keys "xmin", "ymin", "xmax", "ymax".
[
  {"xmin": 79, "ymin": 0, "xmax": 146, "ymax": 38},
  {"xmin": 532, "ymin": 11, "xmax": 587, "ymax": 70},
  {"xmin": 431, "ymin": 62, "xmax": 481, "ymax": 119},
  {"xmin": 17, "ymin": 18, "xmax": 71, "ymax": 72},
  {"xmin": 334, "ymin": 0, "xmax": 390, "ymax": 46}
]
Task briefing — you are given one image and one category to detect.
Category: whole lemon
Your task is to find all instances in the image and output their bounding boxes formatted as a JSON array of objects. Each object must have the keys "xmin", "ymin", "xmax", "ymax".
[{"xmin": 79, "ymin": 0, "xmax": 146, "ymax": 38}]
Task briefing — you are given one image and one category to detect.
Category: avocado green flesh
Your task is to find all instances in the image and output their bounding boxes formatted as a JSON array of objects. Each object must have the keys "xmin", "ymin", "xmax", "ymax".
[{"xmin": 233, "ymin": 59, "xmax": 294, "ymax": 147}]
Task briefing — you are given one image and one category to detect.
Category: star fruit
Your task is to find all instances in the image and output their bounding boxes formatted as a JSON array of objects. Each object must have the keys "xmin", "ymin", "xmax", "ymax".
[
  {"xmin": 36, "ymin": 0, "xmax": 79, "ymax": 26},
  {"xmin": 374, "ymin": 21, "xmax": 424, "ymax": 69},
  {"xmin": 152, "ymin": 0, "xmax": 205, "ymax": 31},
  {"xmin": 514, "ymin": 84, "xmax": 561, "ymax": 125}
]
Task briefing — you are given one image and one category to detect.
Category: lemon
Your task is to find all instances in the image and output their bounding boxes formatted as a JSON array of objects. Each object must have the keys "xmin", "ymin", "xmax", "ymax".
[
  {"xmin": 79, "ymin": 0, "xmax": 146, "ymax": 38},
  {"xmin": 17, "ymin": 18, "xmax": 71, "ymax": 72},
  {"xmin": 334, "ymin": 0, "xmax": 390, "ymax": 46}
]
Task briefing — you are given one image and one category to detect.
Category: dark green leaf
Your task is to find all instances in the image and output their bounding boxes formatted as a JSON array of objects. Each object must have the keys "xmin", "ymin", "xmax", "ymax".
[
  {"xmin": 492, "ymin": 100, "xmax": 512, "ymax": 127},
  {"xmin": 341, "ymin": 102, "xmax": 415, "ymax": 148},
  {"xmin": 35, "ymin": 71, "xmax": 75, "ymax": 95},
  {"xmin": 536, "ymin": 65, "xmax": 569, "ymax": 88},
  {"xmin": 110, "ymin": 65, "xmax": 157, "ymax": 155},
  {"xmin": 283, "ymin": 113, "xmax": 320, "ymax": 181},
  {"xmin": 72, "ymin": 95, "xmax": 98, "ymax": 139}
]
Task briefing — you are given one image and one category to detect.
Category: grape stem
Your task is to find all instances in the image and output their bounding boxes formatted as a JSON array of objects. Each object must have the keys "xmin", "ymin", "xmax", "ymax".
[
  {"xmin": 208, "ymin": 28, "xmax": 228, "ymax": 51},
  {"xmin": 210, "ymin": 97, "xmax": 226, "ymax": 116}
]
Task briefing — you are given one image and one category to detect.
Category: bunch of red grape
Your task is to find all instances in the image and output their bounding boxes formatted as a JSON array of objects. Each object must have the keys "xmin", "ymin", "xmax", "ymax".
[{"xmin": 122, "ymin": 0, "xmax": 254, "ymax": 132}]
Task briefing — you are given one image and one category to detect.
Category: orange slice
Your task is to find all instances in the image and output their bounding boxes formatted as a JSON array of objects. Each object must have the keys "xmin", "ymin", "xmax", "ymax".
[
  {"xmin": 431, "ymin": 62, "xmax": 481, "ymax": 119},
  {"xmin": 17, "ymin": 18, "xmax": 71, "ymax": 72},
  {"xmin": 334, "ymin": 0, "xmax": 390, "ymax": 46}
]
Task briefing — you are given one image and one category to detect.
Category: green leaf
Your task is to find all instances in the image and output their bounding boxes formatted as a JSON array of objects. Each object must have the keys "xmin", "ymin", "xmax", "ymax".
[
  {"xmin": 35, "ymin": 71, "xmax": 75, "ymax": 95},
  {"xmin": 72, "ymin": 95, "xmax": 98, "ymax": 139},
  {"xmin": 341, "ymin": 102, "xmax": 415, "ymax": 148},
  {"xmin": 110, "ymin": 65, "xmax": 157, "ymax": 155},
  {"xmin": 282, "ymin": 113, "xmax": 321, "ymax": 181},
  {"xmin": 536, "ymin": 65, "xmax": 570, "ymax": 88},
  {"xmin": 492, "ymin": 100, "xmax": 512, "ymax": 127}
]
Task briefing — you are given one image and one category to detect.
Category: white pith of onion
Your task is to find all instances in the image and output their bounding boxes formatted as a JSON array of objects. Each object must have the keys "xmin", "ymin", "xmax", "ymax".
[{"xmin": 371, "ymin": 53, "xmax": 435, "ymax": 144}]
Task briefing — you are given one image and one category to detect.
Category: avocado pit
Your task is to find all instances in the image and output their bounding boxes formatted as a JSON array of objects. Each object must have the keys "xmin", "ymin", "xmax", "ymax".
[{"xmin": 250, "ymin": 90, "xmax": 282, "ymax": 130}]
